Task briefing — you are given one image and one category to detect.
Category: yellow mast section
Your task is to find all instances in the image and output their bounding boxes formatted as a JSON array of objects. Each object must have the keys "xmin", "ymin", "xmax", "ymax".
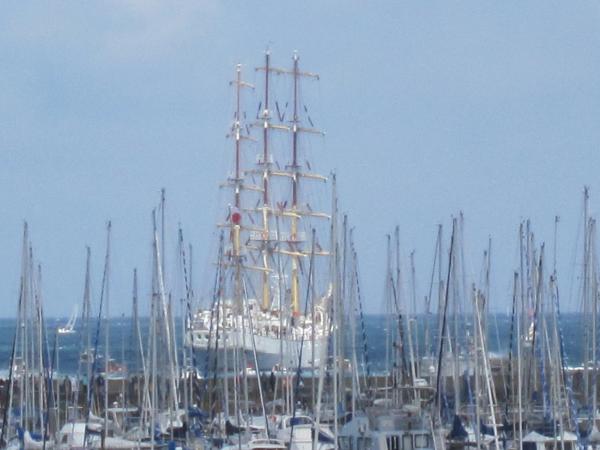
[
  {"xmin": 254, "ymin": 52, "xmax": 324, "ymax": 314},
  {"xmin": 290, "ymin": 53, "xmax": 300, "ymax": 316},
  {"xmin": 288, "ymin": 52, "xmax": 321, "ymax": 315}
]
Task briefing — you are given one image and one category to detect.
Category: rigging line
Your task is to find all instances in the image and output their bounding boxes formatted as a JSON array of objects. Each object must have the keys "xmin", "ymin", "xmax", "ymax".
[
  {"xmin": 75, "ymin": 255, "xmax": 89, "ymax": 415},
  {"xmin": 206, "ymin": 232, "xmax": 226, "ymax": 420},
  {"xmin": 288, "ymin": 229, "xmax": 316, "ymax": 450},
  {"xmin": 567, "ymin": 192, "xmax": 585, "ymax": 312},
  {"xmin": 42, "ymin": 327, "xmax": 57, "ymax": 450},
  {"xmin": 270, "ymin": 213, "xmax": 287, "ymax": 410},
  {"xmin": 425, "ymin": 227, "xmax": 441, "ymax": 358},
  {"xmin": 236, "ymin": 257, "xmax": 279, "ymax": 427},
  {"xmin": 434, "ymin": 221, "xmax": 455, "ymax": 417},
  {"xmin": 389, "ymin": 228, "xmax": 409, "ymax": 391},
  {"xmin": 492, "ymin": 309, "xmax": 510, "ymax": 411},
  {"xmin": 389, "ymin": 273, "xmax": 409, "ymax": 387},
  {"xmin": 83, "ymin": 225, "xmax": 111, "ymax": 448},
  {"xmin": 240, "ymin": 274, "xmax": 270, "ymax": 438},
  {"xmin": 178, "ymin": 229, "xmax": 199, "ymax": 375},
  {"xmin": 177, "ymin": 238, "xmax": 198, "ymax": 446},
  {"xmin": 0, "ymin": 281, "xmax": 23, "ymax": 447},
  {"xmin": 536, "ymin": 282, "xmax": 551, "ymax": 421},
  {"xmin": 131, "ymin": 269, "xmax": 148, "ymax": 408},
  {"xmin": 505, "ymin": 273, "xmax": 518, "ymax": 419},
  {"xmin": 462, "ymin": 311, "xmax": 475, "ymax": 427},
  {"xmin": 553, "ymin": 276, "xmax": 581, "ymax": 443},
  {"xmin": 40, "ymin": 289, "xmax": 56, "ymax": 436},
  {"xmin": 351, "ymin": 240, "xmax": 372, "ymax": 395},
  {"xmin": 524, "ymin": 253, "xmax": 543, "ymax": 412}
]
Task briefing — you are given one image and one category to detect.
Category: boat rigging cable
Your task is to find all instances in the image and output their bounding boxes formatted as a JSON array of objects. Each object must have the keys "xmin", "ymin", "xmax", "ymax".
[
  {"xmin": 288, "ymin": 229, "xmax": 316, "ymax": 450},
  {"xmin": 241, "ymin": 275, "xmax": 271, "ymax": 437},
  {"xmin": 351, "ymin": 238, "xmax": 372, "ymax": 394},
  {"xmin": 178, "ymin": 229, "xmax": 200, "ymax": 390},
  {"xmin": 505, "ymin": 272, "xmax": 518, "ymax": 419},
  {"xmin": 390, "ymin": 271, "xmax": 409, "ymax": 389},
  {"xmin": 43, "ymin": 325, "xmax": 58, "ymax": 450},
  {"xmin": 206, "ymin": 232, "xmax": 225, "ymax": 419},
  {"xmin": 435, "ymin": 222, "xmax": 455, "ymax": 417},
  {"xmin": 524, "ymin": 255, "xmax": 541, "ymax": 417},
  {"xmin": 0, "ymin": 282, "xmax": 22, "ymax": 447},
  {"xmin": 83, "ymin": 223, "xmax": 111, "ymax": 448},
  {"xmin": 552, "ymin": 277, "xmax": 580, "ymax": 443}
]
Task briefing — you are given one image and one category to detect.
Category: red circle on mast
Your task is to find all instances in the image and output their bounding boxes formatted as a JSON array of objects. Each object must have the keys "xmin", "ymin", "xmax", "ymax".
[{"xmin": 231, "ymin": 211, "xmax": 242, "ymax": 225}]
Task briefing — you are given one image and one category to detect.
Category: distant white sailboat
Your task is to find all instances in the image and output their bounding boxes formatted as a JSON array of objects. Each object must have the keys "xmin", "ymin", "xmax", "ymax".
[{"xmin": 58, "ymin": 305, "xmax": 78, "ymax": 335}]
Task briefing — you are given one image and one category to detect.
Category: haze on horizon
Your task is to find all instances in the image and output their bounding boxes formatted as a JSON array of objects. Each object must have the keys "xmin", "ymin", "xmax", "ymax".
[{"xmin": 0, "ymin": 1, "xmax": 599, "ymax": 318}]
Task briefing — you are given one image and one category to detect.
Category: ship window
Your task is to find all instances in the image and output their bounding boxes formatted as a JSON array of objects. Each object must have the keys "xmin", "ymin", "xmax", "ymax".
[
  {"xmin": 387, "ymin": 435, "xmax": 400, "ymax": 450},
  {"xmin": 403, "ymin": 435, "xmax": 413, "ymax": 450},
  {"xmin": 415, "ymin": 434, "xmax": 429, "ymax": 448},
  {"xmin": 61, "ymin": 435, "xmax": 68, "ymax": 444}
]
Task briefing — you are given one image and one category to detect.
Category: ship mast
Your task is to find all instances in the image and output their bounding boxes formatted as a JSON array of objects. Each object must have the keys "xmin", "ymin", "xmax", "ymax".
[
  {"xmin": 285, "ymin": 52, "xmax": 323, "ymax": 315},
  {"xmin": 290, "ymin": 52, "xmax": 301, "ymax": 315},
  {"xmin": 253, "ymin": 52, "xmax": 328, "ymax": 315},
  {"xmin": 259, "ymin": 52, "xmax": 273, "ymax": 311},
  {"xmin": 255, "ymin": 51, "xmax": 290, "ymax": 311},
  {"xmin": 232, "ymin": 65, "xmax": 247, "ymax": 209},
  {"xmin": 228, "ymin": 64, "xmax": 253, "ymax": 312}
]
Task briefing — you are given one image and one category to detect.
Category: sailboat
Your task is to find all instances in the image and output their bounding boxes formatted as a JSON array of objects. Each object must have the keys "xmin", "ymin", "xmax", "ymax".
[
  {"xmin": 188, "ymin": 52, "xmax": 332, "ymax": 371},
  {"xmin": 58, "ymin": 304, "xmax": 78, "ymax": 335}
]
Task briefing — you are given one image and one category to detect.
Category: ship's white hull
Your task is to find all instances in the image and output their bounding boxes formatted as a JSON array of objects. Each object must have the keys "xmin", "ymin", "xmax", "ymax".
[
  {"xmin": 187, "ymin": 299, "xmax": 330, "ymax": 371},
  {"xmin": 189, "ymin": 326, "xmax": 327, "ymax": 371}
]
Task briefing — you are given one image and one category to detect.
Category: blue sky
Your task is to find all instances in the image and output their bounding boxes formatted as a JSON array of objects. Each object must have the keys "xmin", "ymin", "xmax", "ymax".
[{"xmin": 1, "ymin": 1, "xmax": 599, "ymax": 317}]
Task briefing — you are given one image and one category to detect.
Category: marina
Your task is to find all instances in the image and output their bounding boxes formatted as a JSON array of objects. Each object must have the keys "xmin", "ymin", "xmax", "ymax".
[
  {"xmin": 0, "ymin": 52, "xmax": 600, "ymax": 450},
  {"xmin": 1, "ymin": 3, "xmax": 599, "ymax": 450}
]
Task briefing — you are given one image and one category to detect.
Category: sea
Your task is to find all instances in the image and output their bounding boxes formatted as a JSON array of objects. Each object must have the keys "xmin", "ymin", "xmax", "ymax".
[{"xmin": 0, "ymin": 313, "xmax": 588, "ymax": 377}]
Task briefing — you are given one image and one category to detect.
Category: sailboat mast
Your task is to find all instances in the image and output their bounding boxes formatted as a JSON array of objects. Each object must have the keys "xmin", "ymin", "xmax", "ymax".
[
  {"xmin": 132, "ymin": 268, "xmax": 146, "ymax": 413},
  {"xmin": 583, "ymin": 187, "xmax": 590, "ymax": 403},
  {"xmin": 150, "ymin": 243, "xmax": 157, "ymax": 450},
  {"xmin": 330, "ymin": 173, "xmax": 339, "ymax": 444},
  {"xmin": 410, "ymin": 250, "xmax": 420, "ymax": 379},
  {"xmin": 103, "ymin": 221, "xmax": 111, "ymax": 446},
  {"xmin": 35, "ymin": 263, "xmax": 45, "ymax": 439},
  {"xmin": 83, "ymin": 246, "xmax": 91, "ymax": 405},
  {"xmin": 384, "ymin": 234, "xmax": 391, "ymax": 403},
  {"xmin": 592, "ymin": 218, "xmax": 598, "ymax": 416},
  {"xmin": 161, "ymin": 188, "xmax": 166, "ymax": 275},
  {"xmin": 473, "ymin": 284, "xmax": 482, "ymax": 450},
  {"xmin": 20, "ymin": 223, "xmax": 29, "ymax": 431},
  {"xmin": 515, "ymin": 271, "xmax": 523, "ymax": 450},
  {"xmin": 153, "ymin": 212, "xmax": 180, "ymax": 418}
]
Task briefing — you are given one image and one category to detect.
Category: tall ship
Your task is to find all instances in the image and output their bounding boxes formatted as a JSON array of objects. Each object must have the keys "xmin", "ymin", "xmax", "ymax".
[{"xmin": 188, "ymin": 52, "xmax": 334, "ymax": 371}]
